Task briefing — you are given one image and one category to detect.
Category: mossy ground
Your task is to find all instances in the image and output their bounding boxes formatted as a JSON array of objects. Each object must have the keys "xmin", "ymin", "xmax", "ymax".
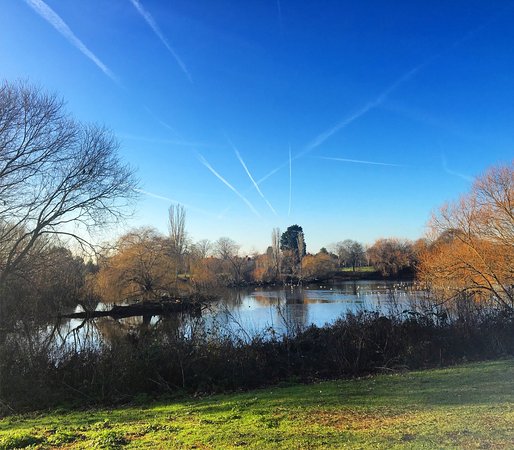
[{"xmin": 1, "ymin": 359, "xmax": 513, "ymax": 449}]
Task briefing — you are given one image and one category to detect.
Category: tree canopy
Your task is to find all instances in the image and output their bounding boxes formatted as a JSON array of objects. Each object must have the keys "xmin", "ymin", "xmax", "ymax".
[
  {"xmin": 0, "ymin": 81, "xmax": 137, "ymax": 290},
  {"xmin": 419, "ymin": 161, "xmax": 514, "ymax": 309},
  {"xmin": 280, "ymin": 225, "xmax": 306, "ymax": 258}
]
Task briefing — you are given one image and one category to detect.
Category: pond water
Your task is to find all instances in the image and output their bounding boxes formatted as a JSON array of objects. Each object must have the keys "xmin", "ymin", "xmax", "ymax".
[
  {"xmin": 206, "ymin": 280, "xmax": 422, "ymax": 336},
  {"xmin": 55, "ymin": 280, "xmax": 425, "ymax": 348}
]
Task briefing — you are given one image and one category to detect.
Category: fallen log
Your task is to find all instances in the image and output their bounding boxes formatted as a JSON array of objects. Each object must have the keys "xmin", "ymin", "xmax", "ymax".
[{"xmin": 59, "ymin": 298, "xmax": 206, "ymax": 320}]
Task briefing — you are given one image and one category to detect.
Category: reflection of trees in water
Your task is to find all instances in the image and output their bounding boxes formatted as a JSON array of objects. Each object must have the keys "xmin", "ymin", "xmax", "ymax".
[
  {"xmin": 5, "ymin": 319, "xmax": 58, "ymax": 357},
  {"xmin": 0, "ymin": 282, "xmax": 425, "ymax": 363},
  {"xmin": 216, "ymin": 287, "xmax": 248, "ymax": 308},
  {"xmin": 55, "ymin": 318, "xmax": 101, "ymax": 353},
  {"xmin": 0, "ymin": 316, "xmax": 98, "ymax": 366},
  {"xmin": 93, "ymin": 317, "xmax": 133, "ymax": 344},
  {"xmin": 275, "ymin": 287, "xmax": 308, "ymax": 335},
  {"xmin": 41, "ymin": 282, "xmax": 423, "ymax": 348},
  {"xmin": 251, "ymin": 294, "xmax": 272, "ymax": 305},
  {"xmin": 81, "ymin": 313, "xmax": 187, "ymax": 346},
  {"xmin": 1, "ymin": 310, "xmax": 190, "ymax": 355}
]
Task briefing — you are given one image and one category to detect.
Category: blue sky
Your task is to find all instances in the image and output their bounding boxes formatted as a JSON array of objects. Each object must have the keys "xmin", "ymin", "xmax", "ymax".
[{"xmin": 1, "ymin": 1, "xmax": 513, "ymax": 253}]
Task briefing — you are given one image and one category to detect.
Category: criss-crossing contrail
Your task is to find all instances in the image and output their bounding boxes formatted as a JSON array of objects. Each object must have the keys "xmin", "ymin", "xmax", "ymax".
[
  {"xmin": 24, "ymin": 0, "xmax": 118, "ymax": 82},
  {"xmin": 288, "ymin": 145, "xmax": 292, "ymax": 216},
  {"xmin": 253, "ymin": 64, "xmax": 424, "ymax": 185},
  {"xmin": 302, "ymin": 9, "xmax": 507, "ymax": 158},
  {"xmin": 229, "ymin": 141, "xmax": 277, "ymax": 215},
  {"xmin": 301, "ymin": 64, "xmax": 425, "ymax": 158},
  {"xmin": 198, "ymin": 154, "xmax": 261, "ymax": 218},
  {"xmin": 257, "ymin": 17, "xmax": 500, "ymax": 186},
  {"xmin": 320, "ymin": 156, "xmax": 404, "ymax": 167},
  {"xmin": 130, "ymin": 0, "xmax": 192, "ymax": 83}
]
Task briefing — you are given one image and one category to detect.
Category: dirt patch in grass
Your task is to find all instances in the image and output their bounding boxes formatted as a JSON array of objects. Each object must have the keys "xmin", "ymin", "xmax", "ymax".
[{"xmin": 308, "ymin": 408, "xmax": 418, "ymax": 431}]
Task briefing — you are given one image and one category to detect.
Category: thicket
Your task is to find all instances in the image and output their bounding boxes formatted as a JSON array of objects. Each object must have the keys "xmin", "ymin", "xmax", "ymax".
[{"xmin": 1, "ymin": 298, "xmax": 513, "ymax": 415}]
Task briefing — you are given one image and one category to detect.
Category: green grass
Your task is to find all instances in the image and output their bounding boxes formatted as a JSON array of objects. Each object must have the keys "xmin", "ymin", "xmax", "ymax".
[{"xmin": 1, "ymin": 359, "xmax": 513, "ymax": 449}]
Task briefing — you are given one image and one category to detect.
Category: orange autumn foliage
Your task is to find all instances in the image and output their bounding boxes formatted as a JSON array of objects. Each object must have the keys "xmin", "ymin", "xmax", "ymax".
[{"xmin": 419, "ymin": 162, "xmax": 514, "ymax": 308}]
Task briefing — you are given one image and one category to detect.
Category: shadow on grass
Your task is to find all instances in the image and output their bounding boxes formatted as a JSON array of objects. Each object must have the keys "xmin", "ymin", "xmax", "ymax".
[
  {"xmin": 164, "ymin": 359, "xmax": 514, "ymax": 416},
  {"xmin": 1, "ymin": 358, "xmax": 512, "ymax": 439}
]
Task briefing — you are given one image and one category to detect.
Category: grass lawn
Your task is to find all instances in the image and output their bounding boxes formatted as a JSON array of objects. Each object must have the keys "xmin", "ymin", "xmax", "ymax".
[{"xmin": 1, "ymin": 359, "xmax": 513, "ymax": 449}]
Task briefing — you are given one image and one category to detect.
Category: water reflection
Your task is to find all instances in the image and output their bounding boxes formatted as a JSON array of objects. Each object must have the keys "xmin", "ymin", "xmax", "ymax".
[
  {"xmin": 198, "ymin": 280, "xmax": 420, "ymax": 340},
  {"xmin": 6, "ymin": 280, "xmax": 425, "ymax": 351}
]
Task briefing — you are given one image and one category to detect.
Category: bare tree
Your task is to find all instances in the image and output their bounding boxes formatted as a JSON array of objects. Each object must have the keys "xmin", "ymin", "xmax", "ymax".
[
  {"xmin": 214, "ymin": 237, "xmax": 240, "ymax": 261},
  {"xmin": 168, "ymin": 204, "xmax": 188, "ymax": 280},
  {"xmin": 296, "ymin": 231, "xmax": 305, "ymax": 281},
  {"xmin": 0, "ymin": 81, "xmax": 137, "ymax": 290},
  {"xmin": 214, "ymin": 237, "xmax": 246, "ymax": 284},
  {"xmin": 420, "ymin": 162, "xmax": 514, "ymax": 309},
  {"xmin": 335, "ymin": 239, "xmax": 365, "ymax": 271},
  {"xmin": 168, "ymin": 204, "xmax": 187, "ymax": 258},
  {"xmin": 193, "ymin": 239, "xmax": 211, "ymax": 259},
  {"xmin": 367, "ymin": 238, "xmax": 415, "ymax": 276},
  {"xmin": 271, "ymin": 227, "xmax": 281, "ymax": 279}
]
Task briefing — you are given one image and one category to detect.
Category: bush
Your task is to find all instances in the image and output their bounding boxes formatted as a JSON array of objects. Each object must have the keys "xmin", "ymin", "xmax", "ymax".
[{"xmin": 1, "ymin": 301, "xmax": 513, "ymax": 413}]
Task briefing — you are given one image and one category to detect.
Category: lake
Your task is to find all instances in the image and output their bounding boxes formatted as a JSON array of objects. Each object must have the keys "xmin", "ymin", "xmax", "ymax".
[{"xmin": 56, "ymin": 280, "xmax": 425, "ymax": 348}]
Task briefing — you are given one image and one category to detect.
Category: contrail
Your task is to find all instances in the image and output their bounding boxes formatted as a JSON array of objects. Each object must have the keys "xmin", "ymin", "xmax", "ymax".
[
  {"xmin": 319, "ymin": 156, "xmax": 405, "ymax": 167},
  {"xmin": 257, "ymin": 164, "xmax": 284, "ymax": 185},
  {"xmin": 258, "ymin": 15, "xmax": 501, "ymax": 184},
  {"xmin": 302, "ymin": 9, "xmax": 507, "ymax": 157},
  {"xmin": 250, "ymin": 67, "xmax": 421, "ymax": 195},
  {"xmin": 198, "ymin": 154, "xmax": 261, "ymax": 217},
  {"xmin": 441, "ymin": 154, "xmax": 473, "ymax": 182},
  {"xmin": 254, "ymin": 63, "xmax": 425, "ymax": 186},
  {"xmin": 301, "ymin": 63, "xmax": 425, "ymax": 157},
  {"xmin": 135, "ymin": 188, "xmax": 173, "ymax": 202},
  {"xmin": 215, "ymin": 11, "xmax": 505, "ymax": 218},
  {"xmin": 130, "ymin": 0, "xmax": 193, "ymax": 83},
  {"xmin": 24, "ymin": 0, "xmax": 118, "ymax": 82},
  {"xmin": 134, "ymin": 188, "xmax": 215, "ymax": 216},
  {"xmin": 288, "ymin": 144, "xmax": 292, "ymax": 216},
  {"xmin": 229, "ymin": 140, "xmax": 277, "ymax": 215}
]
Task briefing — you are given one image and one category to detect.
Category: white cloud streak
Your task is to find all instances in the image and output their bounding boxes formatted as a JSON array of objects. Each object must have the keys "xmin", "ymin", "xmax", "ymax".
[
  {"xmin": 130, "ymin": 0, "xmax": 192, "ymax": 83},
  {"xmin": 257, "ymin": 164, "xmax": 284, "ymax": 185},
  {"xmin": 319, "ymin": 156, "xmax": 405, "ymax": 167},
  {"xmin": 302, "ymin": 13, "xmax": 502, "ymax": 158},
  {"xmin": 255, "ymin": 59, "xmax": 433, "ymax": 186},
  {"xmin": 229, "ymin": 140, "xmax": 277, "ymax": 215},
  {"xmin": 198, "ymin": 154, "xmax": 261, "ymax": 217},
  {"xmin": 254, "ymin": 63, "xmax": 427, "ymax": 186},
  {"xmin": 301, "ymin": 63, "xmax": 426, "ymax": 157},
  {"xmin": 24, "ymin": 0, "xmax": 118, "ymax": 83},
  {"xmin": 135, "ymin": 188, "xmax": 173, "ymax": 202}
]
